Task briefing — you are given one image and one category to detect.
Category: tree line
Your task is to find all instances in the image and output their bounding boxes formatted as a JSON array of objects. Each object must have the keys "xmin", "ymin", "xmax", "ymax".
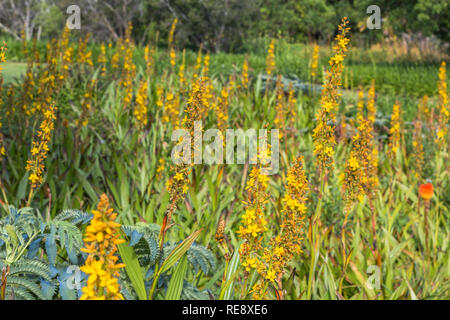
[{"xmin": 0, "ymin": 0, "xmax": 448, "ymax": 52}]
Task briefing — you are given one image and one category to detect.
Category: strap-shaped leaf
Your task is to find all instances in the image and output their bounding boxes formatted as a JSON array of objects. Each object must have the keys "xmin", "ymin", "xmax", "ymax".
[
  {"xmin": 165, "ymin": 254, "xmax": 188, "ymax": 300},
  {"xmin": 219, "ymin": 246, "xmax": 240, "ymax": 300},
  {"xmin": 158, "ymin": 230, "xmax": 201, "ymax": 275},
  {"xmin": 118, "ymin": 242, "xmax": 147, "ymax": 300}
]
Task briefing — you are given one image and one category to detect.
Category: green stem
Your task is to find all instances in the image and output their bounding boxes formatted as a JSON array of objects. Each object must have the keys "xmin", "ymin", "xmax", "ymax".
[{"xmin": 148, "ymin": 263, "xmax": 160, "ymax": 300}]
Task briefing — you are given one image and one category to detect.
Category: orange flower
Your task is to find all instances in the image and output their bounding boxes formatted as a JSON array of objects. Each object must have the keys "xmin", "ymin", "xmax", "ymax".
[{"xmin": 419, "ymin": 183, "xmax": 433, "ymax": 200}]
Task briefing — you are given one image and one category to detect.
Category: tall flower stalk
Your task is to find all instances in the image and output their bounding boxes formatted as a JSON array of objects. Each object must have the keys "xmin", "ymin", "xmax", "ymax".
[
  {"xmin": 241, "ymin": 57, "xmax": 249, "ymax": 90},
  {"xmin": 0, "ymin": 43, "xmax": 6, "ymax": 161},
  {"xmin": 237, "ymin": 163, "xmax": 270, "ymax": 299},
  {"xmin": 309, "ymin": 17, "xmax": 350, "ymax": 299},
  {"xmin": 388, "ymin": 101, "xmax": 402, "ymax": 160},
  {"xmin": 134, "ymin": 80, "xmax": 149, "ymax": 129},
  {"xmin": 310, "ymin": 44, "xmax": 319, "ymax": 80},
  {"xmin": 313, "ymin": 17, "xmax": 350, "ymax": 174},
  {"xmin": 168, "ymin": 18, "xmax": 178, "ymax": 71},
  {"xmin": 436, "ymin": 61, "xmax": 448, "ymax": 150},
  {"xmin": 25, "ymin": 103, "xmax": 57, "ymax": 205}
]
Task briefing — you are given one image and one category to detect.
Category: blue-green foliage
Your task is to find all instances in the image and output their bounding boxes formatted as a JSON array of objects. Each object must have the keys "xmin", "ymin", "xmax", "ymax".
[
  {"xmin": 0, "ymin": 206, "xmax": 215, "ymax": 300},
  {"xmin": 120, "ymin": 223, "xmax": 216, "ymax": 299},
  {"xmin": 0, "ymin": 207, "xmax": 90, "ymax": 299}
]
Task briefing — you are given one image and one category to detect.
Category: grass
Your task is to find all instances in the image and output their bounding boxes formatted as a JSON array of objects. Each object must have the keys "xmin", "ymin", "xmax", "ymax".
[{"xmin": 0, "ymin": 62, "xmax": 27, "ymax": 84}]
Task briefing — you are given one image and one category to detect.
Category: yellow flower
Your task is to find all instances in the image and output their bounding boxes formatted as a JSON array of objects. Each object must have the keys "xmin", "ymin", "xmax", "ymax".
[
  {"xmin": 313, "ymin": 17, "xmax": 351, "ymax": 173},
  {"xmin": 311, "ymin": 45, "xmax": 320, "ymax": 78},
  {"xmin": 266, "ymin": 40, "xmax": 276, "ymax": 75},
  {"xmin": 388, "ymin": 101, "xmax": 402, "ymax": 159},
  {"xmin": 436, "ymin": 61, "xmax": 448, "ymax": 149},
  {"xmin": 26, "ymin": 103, "xmax": 57, "ymax": 190},
  {"xmin": 80, "ymin": 194, "xmax": 125, "ymax": 300}
]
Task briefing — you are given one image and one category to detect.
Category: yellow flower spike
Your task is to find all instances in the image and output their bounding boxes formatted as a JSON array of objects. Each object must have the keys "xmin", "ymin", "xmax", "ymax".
[
  {"xmin": 80, "ymin": 194, "xmax": 125, "ymax": 300},
  {"xmin": 134, "ymin": 80, "xmax": 148, "ymax": 129},
  {"xmin": 313, "ymin": 17, "xmax": 351, "ymax": 173},
  {"xmin": 311, "ymin": 44, "xmax": 320, "ymax": 78},
  {"xmin": 266, "ymin": 40, "xmax": 276, "ymax": 76},
  {"xmin": 388, "ymin": 101, "xmax": 402, "ymax": 160},
  {"xmin": 436, "ymin": 61, "xmax": 448, "ymax": 149},
  {"xmin": 26, "ymin": 103, "xmax": 57, "ymax": 192}
]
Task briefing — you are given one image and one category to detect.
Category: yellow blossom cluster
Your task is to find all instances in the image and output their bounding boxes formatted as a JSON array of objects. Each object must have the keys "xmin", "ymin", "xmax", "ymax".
[
  {"xmin": 6, "ymin": 85, "xmax": 15, "ymax": 117},
  {"xmin": 134, "ymin": 80, "xmax": 149, "ymax": 128},
  {"xmin": 274, "ymin": 75, "xmax": 285, "ymax": 138},
  {"xmin": 77, "ymin": 80, "xmax": 96, "ymax": 128},
  {"xmin": 111, "ymin": 46, "xmax": 120, "ymax": 72},
  {"xmin": 156, "ymin": 158, "xmax": 165, "ymax": 177},
  {"xmin": 237, "ymin": 166, "xmax": 270, "ymax": 279},
  {"xmin": 0, "ymin": 43, "xmax": 6, "ymax": 159},
  {"xmin": 250, "ymin": 156, "xmax": 309, "ymax": 299},
  {"xmin": 313, "ymin": 17, "xmax": 350, "ymax": 173},
  {"xmin": 366, "ymin": 88, "xmax": 379, "ymax": 199},
  {"xmin": 418, "ymin": 95, "xmax": 432, "ymax": 127},
  {"xmin": 241, "ymin": 58, "xmax": 249, "ymax": 89},
  {"xmin": 436, "ymin": 61, "xmax": 448, "ymax": 149},
  {"xmin": 120, "ymin": 25, "xmax": 137, "ymax": 108},
  {"xmin": 98, "ymin": 43, "xmax": 107, "ymax": 76},
  {"xmin": 367, "ymin": 80, "xmax": 376, "ymax": 124},
  {"xmin": 25, "ymin": 103, "xmax": 57, "ymax": 190},
  {"xmin": 161, "ymin": 90, "xmax": 181, "ymax": 129},
  {"xmin": 144, "ymin": 45, "xmax": 155, "ymax": 76},
  {"xmin": 193, "ymin": 46, "xmax": 203, "ymax": 79},
  {"xmin": 388, "ymin": 101, "xmax": 402, "ymax": 159},
  {"xmin": 169, "ymin": 18, "xmax": 178, "ymax": 68},
  {"xmin": 311, "ymin": 44, "xmax": 319, "ymax": 78},
  {"xmin": 80, "ymin": 194, "xmax": 125, "ymax": 300},
  {"xmin": 20, "ymin": 63, "xmax": 36, "ymax": 116},
  {"xmin": 356, "ymin": 88, "xmax": 364, "ymax": 125},
  {"xmin": 77, "ymin": 33, "xmax": 93, "ymax": 67},
  {"xmin": 0, "ymin": 42, "xmax": 6, "ymax": 73},
  {"xmin": 165, "ymin": 77, "xmax": 207, "ymax": 228},
  {"xmin": 412, "ymin": 120, "xmax": 424, "ymax": 179},
  {"xmin": 203, "ymin": 53, "xmax": 210, "ymax": 77},
  {"xmin": 178, "ymin": 50, "xmax": 186, "ymax": 92},
  {"xmin": 266, "ymin": 40, "xmax": 276, "ymax": 76},
  {"xmin": 342, "ymin": 150, "xmax": 365, "ymax": 210},
  {"xmin": 342, "ymin": 118, "xmax": 374, "ymax": 210},
  {"xmin": 286, "ymin": 82, "xmax": 297, "ymax": 120},
  {"xmin": 215, "ymin": 83, "xmax": 230, "ymax": 147},
  {"xmin": 59, "ymin": 27, "xmax": 72, "ymax": 82}
]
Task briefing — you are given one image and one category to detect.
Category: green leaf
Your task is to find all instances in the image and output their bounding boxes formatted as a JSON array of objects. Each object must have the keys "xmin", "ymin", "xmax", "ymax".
[
  {"xmin": 16, "ymin": 172, "xmax": 29, "ymax": 202},
  {"xmin": 118, "ymin": 242, "xmax": 147, "ymax": 300},
  {"xmin": 76, "ymin": 168, "xmax": 98, "ymax": 204},
  {"xmin": 158, "ymin": 230, "xmax": 201, "ymax": 275},
  {"xmin": 219, "ymin": 246, "xmax": 240, "ymax": 300},
  {"xmin": 165, "ymin": 255, "xmax": 188, "ymax": 300}
]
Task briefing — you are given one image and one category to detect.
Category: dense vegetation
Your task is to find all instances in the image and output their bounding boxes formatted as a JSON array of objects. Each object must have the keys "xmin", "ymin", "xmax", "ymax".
[{"xmin": 0, "ymin": 12, "xmax": 448, "ymax": 300}]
